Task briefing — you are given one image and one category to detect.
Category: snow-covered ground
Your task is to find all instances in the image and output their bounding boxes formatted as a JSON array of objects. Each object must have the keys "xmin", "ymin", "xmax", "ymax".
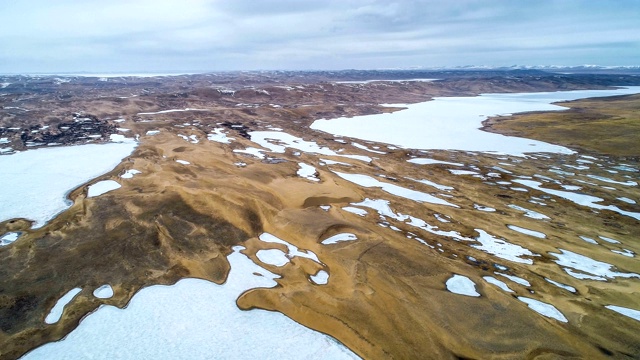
[
  {"xmin": 311, "ymin": 87, "xmax": 640, "ymax": 155},
  {"xmin": 334, "ymin": 172, "xmax": 457, "ymax": 207},
  {"xmin": 0, "ymin": 141, "xmax": 136, "ymax": 227},
  {"xmin": 23, "ymin": 247, "xmax": 358, "ymax": 359},
  {"xmin": 93, "ymin": 285, "xmax": 114, "ymax": 299},
  {"xmin": 297, "ymin": 163, "xmax": 320, "ymax": 182},
  {"xmin": 445, "ymin": 274, "xmax": 480, "ymax": 297},
  {"xmin": 310, "ymin": 270, "xmax": 330, "ymax": 285},
  {"xmin": 335, "ymin": 79, "xmax": 438, "ymax": 84},
  {"xmin": 471, "ymin": 229, "xmax": 538, "ymax": 264},
  {"xmin": 87, "ymin": 180, "xmax": 121, "ymax": 198},
  {"xmin": 242, "ymin": 131, "xmax": 372, "ymax": 163},
  {"xmin": 207, "ymin": 128, "xmax": 234, "ymax": 143},
  {"xmin": 44, "ymin": 288, "xmax": 82, "ymax": 325},
  {"xmin": 518, "ymin": 297, "xmax": 568, "ymax": 322},
  {"xmin": 483, "ymin": 276, "xmax": 513, "ymax": 293},
  {"xmin": 507, "ymin": 225, "xmax": 546, "ymax": 239},
  {"xmin": 321, "ymin": 233, "xmax": 358, "ymax": 245},
  {"xmin": 549, "ymin": 249, "xmax": 640, "ymax": 281},
  {"xmin": 513, "ymin": 179, "xmax": 640, "ymax": 221}
]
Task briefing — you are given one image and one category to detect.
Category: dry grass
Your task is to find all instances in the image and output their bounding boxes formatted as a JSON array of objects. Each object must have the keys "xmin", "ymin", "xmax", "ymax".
[{"xmin": 483, "ymin": 94, "xmax": 640, "ymax": 157}]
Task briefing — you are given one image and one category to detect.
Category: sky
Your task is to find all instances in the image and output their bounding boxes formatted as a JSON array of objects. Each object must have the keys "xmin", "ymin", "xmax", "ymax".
[{"xmin": 1, "ymin": 0, "xmax": 639, "ymax": 74}]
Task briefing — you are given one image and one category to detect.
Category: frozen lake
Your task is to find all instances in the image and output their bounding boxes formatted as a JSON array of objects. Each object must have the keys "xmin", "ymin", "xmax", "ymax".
[
  {"xmin": 311, "ymin": 87, "xmax": 640, "ymax": 155},
  {"xmin": 0, "ymin": 141, "xmax": 136, "ymax": 227},
  {"xmin": 23, "ymin": 247, "xmax": 359, "ymax": 360}
]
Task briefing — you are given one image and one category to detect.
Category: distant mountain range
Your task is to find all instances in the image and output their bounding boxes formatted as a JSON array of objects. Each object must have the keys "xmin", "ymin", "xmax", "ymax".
[{"xmin": 421, "ymin": 65, "xmax": 640, "ymax": 74}]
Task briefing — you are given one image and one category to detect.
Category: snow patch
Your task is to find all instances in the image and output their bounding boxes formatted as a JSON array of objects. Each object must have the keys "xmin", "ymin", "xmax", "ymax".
[
  {"xmin": 518, "ymin": 297, "xmax": 568, "ymax": 322},
  {"xmin": 445, "ymin": 275, "xmax": 480, "ymax": 297},
  {"xmin": 507, "ymin": 225, "xmax": 546, "ymax": 239},
  {"xmin": 93, "ymin": 285, "xmax": 114, "ymax": 299},
  {"xmin": 321, "ymin": 233, "xmax": 358, "ymax": 245},
  {"xmin": 87, "ymin": 180, "xmax": 121, "ymax": 198},
  {"xmin": 45, "ymin": 288, "xmax": 82, "ymax": 324},
  {"xmin": 310, "ymin": 270, "xmax": 329, "ymax": 285}
]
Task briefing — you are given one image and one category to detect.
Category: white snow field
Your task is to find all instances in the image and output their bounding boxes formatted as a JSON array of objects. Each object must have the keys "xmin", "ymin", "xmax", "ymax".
[
  {"xmin": 311, "ymin": 87, "xmax": 640, "ymax": 155},
  {"xmin": 0, "ymin": 141, "xmax": 136, "ymax": 227},
  {"xmin": 23, "ymin": 246, "xmax": 359, "ymax": 359}
]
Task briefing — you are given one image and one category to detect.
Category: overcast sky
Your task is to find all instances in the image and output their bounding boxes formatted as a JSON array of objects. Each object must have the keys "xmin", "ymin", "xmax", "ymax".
[{"xmin": 1, "ymin": 0, "xmax": 639, "ymax": 73}]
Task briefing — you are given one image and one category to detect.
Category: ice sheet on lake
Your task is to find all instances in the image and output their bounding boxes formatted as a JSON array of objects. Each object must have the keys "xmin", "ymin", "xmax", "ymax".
[
  {"xmin": 518, "ymin": 297, "xmax": 568, "ymax": 322},
  {"xmin": 87, "ymin": 180, "xmax": 121, "ymax": 198},
  {"xmin": 311, "ymin": 87, "xmax": 640, "ymax": 155},
  {"xmin": 45, "ymin": 288, "xmax": 82, "ymax": 324},
  {"xmin": 321, "ymin": 233, "xmax": 358, "ymax": 245},
  {"xmin": 108, "ymin": 134, "xmax": 129, "ymax": 143},
  {"xmin": 0, "ymin": 142, "xmax": 136, "ymax": 227},
  {"xmin": 472, "ymin": 229, "xmax": 538, "ymax": 264},
  {"xmin": 25, "ymin": 247, "xmax": 358, "ymax": 359},
  {"xmin": 445, "ymin": 275, "xmax": 480, "ymax": 297},
  {"xmin": 334, "ymin": 172, "xmax": 457, "ymax": 207},
  {"xmin": 93, "ymin": 285, "xmax": 114, "ymax": 299},
  {"xmin": 549, "ymin": 249, "xmax": 640, "ymax": 281}
]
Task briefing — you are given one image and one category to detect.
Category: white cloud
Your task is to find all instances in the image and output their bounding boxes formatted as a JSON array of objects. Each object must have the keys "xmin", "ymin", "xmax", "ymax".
[{"xmin": 1, "ymin": 0, "xmax": 639, "ymax": 73}]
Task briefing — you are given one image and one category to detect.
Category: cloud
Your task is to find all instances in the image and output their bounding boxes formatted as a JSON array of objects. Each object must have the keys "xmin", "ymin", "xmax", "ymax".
[{"xmin": 0, "ymin": 0, "xmax": 639, "ymax": 73}]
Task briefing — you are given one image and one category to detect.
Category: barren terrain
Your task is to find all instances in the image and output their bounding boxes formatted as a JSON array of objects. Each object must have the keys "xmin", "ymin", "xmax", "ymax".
[{"xmin": 1, "ymin": 70, "xmax": 639, "ymax": 359}]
